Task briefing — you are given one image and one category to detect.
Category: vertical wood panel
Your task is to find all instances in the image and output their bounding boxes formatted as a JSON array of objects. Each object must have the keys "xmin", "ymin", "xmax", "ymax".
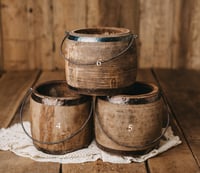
[
  {"xmin": 31, "ymin": 0, "xmax": 54, "ymax": 70},
  {"xmin": 98, "ymin": 0, "xmax": 139, "ymax": 32},
  {"xmin": 53, "ymin": 0, "xmax": 87, "ymax": 69},
  {"xmin": 0, "ymin": 0, "xmax": 3, "ymax": 71},
  {"xmin": 1, "ymin": 0, "xmax": 54, "ymax": 70},
  {"xmin": 139, "ymin": 0, "xmax": 181, "ymax": 68},
  {"xmin": 1, "ymin": 0, "xmax": 29, "ymax": 70},
  {"xmin": 1, "ymin": 0, "xmax": 200, "ymax": 70},
  {"xmin": 181, "ymin": 0, "xmax": 200, "ymax": 69},
  {"xmin": 86, "ymin": 0, "xmax": 100, "ymax": 27}
]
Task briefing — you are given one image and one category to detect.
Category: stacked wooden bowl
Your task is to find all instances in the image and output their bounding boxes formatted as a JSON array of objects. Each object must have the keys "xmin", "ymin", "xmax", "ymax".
[
  {"xmin": 62, "ymin": 27, "xmax": 164, "ymax": 155},
  {"xmin": 21, "ymin": 27, "xmax": 164, "ymax": 155}
]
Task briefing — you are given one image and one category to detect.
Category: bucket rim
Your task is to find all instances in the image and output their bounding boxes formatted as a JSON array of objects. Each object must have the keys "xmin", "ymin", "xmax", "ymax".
[
  {"xmin": 67, "ymin": 27, "xmax": 136, "ymax": 42},
  {"xmin": 32, "ymin": 80, "xmax": 88, "ymax": 101},
  {"xmin": 98, "ymin": 81, "xmax": 161, "ymax": 104}
]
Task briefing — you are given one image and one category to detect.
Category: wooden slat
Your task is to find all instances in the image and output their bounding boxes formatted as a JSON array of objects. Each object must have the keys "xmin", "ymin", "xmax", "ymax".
[
  {"xmin": 0, "ymin": 0, "xmax": 3, "ymax": 71},
  {"xmin": 1, "ymin": 1, "xmax": 200, "ymax": 70},
  {"xmin": 53, "ymin": 0, "xmax": 87, "ymax": 69},
  {"xmin": 147, "ymin": 69, "xmax": 200, "ymax": 172},
  {"xmin": 31, "ymin": 0, "xmax": 54, "ymax": 70},
  {"xmin": 36, "ymin": 70, "xmax": 65, "ymax": 83},
  {"xmin": 139, "ymin": 0, "xmax": 181, "ymax": 68},
  {"xmin": 1, "ymin": 0, "xmax": 54, "ymax": 70},
  {"xmin": 0, "ymin": 70, "xmax": 39, "ymax": 128},
  {"xmin": 148, "ymin": 115, "xmax": 200, "ymax": 173},
  {"xmin": 1, "ymin": 0, "xmax": 29, "ymax": 70},
  {"xmin": 0, "ymin": 151, "xmax": 59, "ymax": 173},
  {"xmin": 180, "ymin": 0, "xmax": 200, "ymax": 69},
  {"xmin": 63, "ymin": 160, "xmax": 146, "ymax": 173},
  {"xmin": 98, "ymin": 0, "xmax": 139, "ymax": 33},
  {"xmin": 153, "ymin": 69, "xmax": 200, "ymax": 165}
]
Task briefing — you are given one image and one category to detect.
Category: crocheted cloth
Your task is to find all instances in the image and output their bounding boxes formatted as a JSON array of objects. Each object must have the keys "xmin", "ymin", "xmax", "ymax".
[{"xmin": 0, "ymin": 122, "xmax": 182, "ymax": 164}]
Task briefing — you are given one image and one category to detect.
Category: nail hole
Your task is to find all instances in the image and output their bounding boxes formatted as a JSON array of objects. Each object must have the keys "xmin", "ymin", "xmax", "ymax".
[{"xmin": 29, "ymin": 8, "xmax": 33, "ymax": 13}]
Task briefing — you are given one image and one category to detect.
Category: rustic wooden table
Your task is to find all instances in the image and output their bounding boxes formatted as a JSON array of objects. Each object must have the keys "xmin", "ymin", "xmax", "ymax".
[{"xmin": 0, "ymin": 69, "xmax": 199, "ymax": 173}]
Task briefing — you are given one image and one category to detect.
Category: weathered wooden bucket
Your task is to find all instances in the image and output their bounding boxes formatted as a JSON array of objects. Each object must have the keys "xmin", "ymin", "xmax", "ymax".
[
  {"xmin": 20, "ymin": 80, "xmax": 92, "ymax": 155},
  {"xmin": 61, "ymin": 27, "xmax": 138, "ymax": 96},
  {"xmin": 95, "ymin": 82, "xmax": 168, "ymax": 155}
]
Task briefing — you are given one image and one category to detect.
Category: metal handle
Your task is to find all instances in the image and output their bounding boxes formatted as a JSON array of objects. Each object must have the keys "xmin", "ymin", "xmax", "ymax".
[
  {"xmin": 20, "ymin": 88, "xmax": 92, "ymax": 145},
  {"xmin": 94, "ymin": 97, "xmax": 170, "ymax": 149},
  {"xmin": 60, "ymin": 32, "xmax": 137, "ymax": 66}
]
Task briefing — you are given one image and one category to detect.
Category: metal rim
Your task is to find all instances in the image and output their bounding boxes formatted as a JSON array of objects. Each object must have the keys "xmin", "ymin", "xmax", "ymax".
[
  {"xmin": 69, "ymin": 27, "xmax": 135, "ymax": 42},
  {"xmin": 60, "ymin": 30, "xmax": 137, "ymax": 66},
  {"xmin": 99, "ymin": 82, "xmax": 161, "ymax": 105}
]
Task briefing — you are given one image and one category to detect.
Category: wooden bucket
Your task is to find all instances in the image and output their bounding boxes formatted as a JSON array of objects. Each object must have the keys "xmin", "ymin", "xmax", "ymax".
[
  {"xmin": 94, "ymin": 82, "xmax": 165, "ymax": 155},
  {"xmin": 62, "ymin": 27, "xmax": 137, "ymax": 96},
  {"xmin": 20, "ymin": 80, "xmax": 92, "ymax": 155}
]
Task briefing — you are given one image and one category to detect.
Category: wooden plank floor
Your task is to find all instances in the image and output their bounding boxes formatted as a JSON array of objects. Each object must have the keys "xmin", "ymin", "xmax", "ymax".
[{"xmin": 0, "ymin": 69, "xmax": 199, "ymax": 173}]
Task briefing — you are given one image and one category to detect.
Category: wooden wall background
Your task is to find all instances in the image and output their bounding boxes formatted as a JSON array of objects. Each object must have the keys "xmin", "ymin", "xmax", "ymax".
[{"xmin": 0, "ymin": 0, "xmax": 200, "ymax": 71}]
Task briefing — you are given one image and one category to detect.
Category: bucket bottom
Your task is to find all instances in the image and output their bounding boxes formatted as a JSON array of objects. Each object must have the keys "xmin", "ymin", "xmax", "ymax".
[
  {"xmin": 33, "ymin": 143, "xmax": 91, "ymax": 155},
  {"xmin": 96, "ymin": 140, "xmax": 160, "ymax": 156}
]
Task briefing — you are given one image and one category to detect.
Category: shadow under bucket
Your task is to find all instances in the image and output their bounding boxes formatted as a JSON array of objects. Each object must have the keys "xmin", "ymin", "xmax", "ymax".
[
  {"xmin": 20, "ymin": 80, "xmax": 92, "ymax": 155},
  {"xmin": 95, "ymin": 82, "xmax": 169, "ymax": 155}
]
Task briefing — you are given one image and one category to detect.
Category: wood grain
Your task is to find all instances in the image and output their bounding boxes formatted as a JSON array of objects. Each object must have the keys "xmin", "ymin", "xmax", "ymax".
[
  {"xmin": 1, "ymin": 69, "xmax": 199, "ymax": 172},
  {"xmin": 11, "ymin": 70, "xmax": 65, "ymax": 124},
  {"xmin": 139, "ymin": 0, "xmax": 181, "ymax": 68},
  {"xmin": 0, "ymin": 151, "xmax": 59, "ymax": 173},
  {"xmin": 53, "ymin": 0, "xmax": 87, "ymax": 69},
  {"xmin": 62, "ymin": 70, "xmax": 149, "ymax": 173},
  {"xmin": 0, "ymin": 0, "xmax": 3, "ymax": 71},
  {"xmin": 180, "ymin": 0, "xmax": 200, "ymax": 69},
  {"xmin": 138, "ymin": 69, "xmax": 200, "ymax": 172},
  {"xmin": 153, "ymin": 69, "xmax": 200, "ymax": 168},
  {"xmin": 0, "ymin": 70, "xmax": 60, "ymax": 173},
  {"xmin": 0, "ymin": 70, "xmax": 39, "ymax": 128},
  {"xmin": 6, "ymin": 71, "xmax": 65, "ymax": 173},
  {"xmin": 1, "ymin": 0, "xmax": 29, "ymax": 70},
  {"xmin": 63, "ymin": 160, "xmax": 146, "ymax": 173},
  {"xmin": 32, "ymin": 0, "xmax": 54, "ymax": 70},
  {"xmin": 1, "ymin": 0, "xmax": 200, "ymax": 70},
  {"xmin": 98, "ymin": 0, "xmax": 139, "ymax": 33},
  {"xmin": 147, "ymin": 112, "xmax": 200, "ymax": 173},
  {"xmin": 1, "ymin": 0, "xmax": 54, "ymax": 70}
]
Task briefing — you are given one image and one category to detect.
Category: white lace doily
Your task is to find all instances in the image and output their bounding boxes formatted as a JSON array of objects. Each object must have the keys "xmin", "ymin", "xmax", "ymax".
[{"xmin": 0, "ymin": 122, "xmax": 182, "ymax": 164}]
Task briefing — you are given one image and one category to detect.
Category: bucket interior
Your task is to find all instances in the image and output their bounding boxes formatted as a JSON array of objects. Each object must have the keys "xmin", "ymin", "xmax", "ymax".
[
  {"xmin": 35, "ymin": 82, "xmax": 78, "ymax": 98},
  {"xmin": 73, "ymin": 28, "xmax": 129, "ymax": 36},
  {"xmin": 123, "ymin": 82, "xmax": 153, "ymax": 95}
]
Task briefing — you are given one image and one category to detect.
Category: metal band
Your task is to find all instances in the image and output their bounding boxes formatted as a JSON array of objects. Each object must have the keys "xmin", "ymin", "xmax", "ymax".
[{"xmin": 67, "ymin": 34, "xmax": 137, "ymax": 42}]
